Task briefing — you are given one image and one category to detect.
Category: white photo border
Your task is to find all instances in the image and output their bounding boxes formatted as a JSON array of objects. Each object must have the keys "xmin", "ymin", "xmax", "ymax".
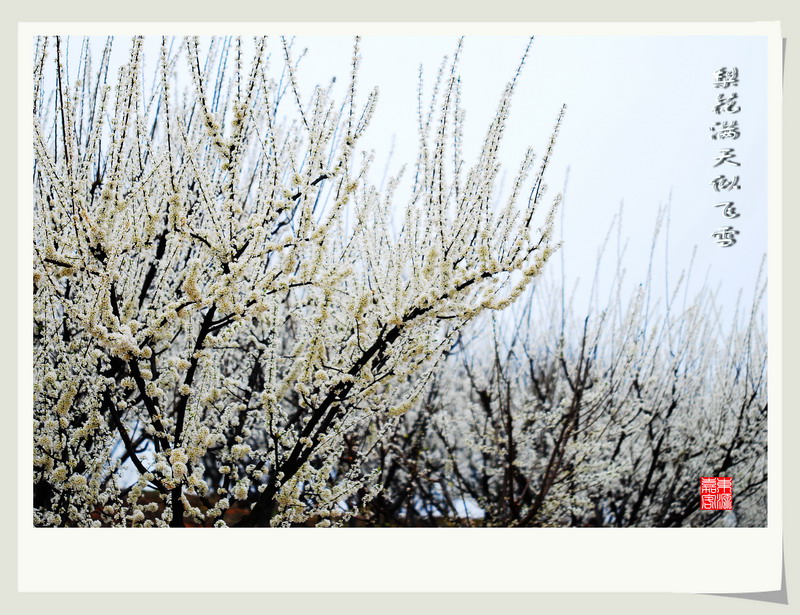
[{"xmin": 18, "ymin": 21, "xmax": 783, "ymax": 593}]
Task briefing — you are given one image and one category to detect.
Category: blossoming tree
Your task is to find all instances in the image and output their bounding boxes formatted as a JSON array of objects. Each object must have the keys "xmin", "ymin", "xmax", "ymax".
[
  {"xmin": 392, "ymin": 263, "xmax": 767, "ymax": 527},
  {"xmin": 33, "ymin": 35, "xmax": 565, "ymax": 526}
]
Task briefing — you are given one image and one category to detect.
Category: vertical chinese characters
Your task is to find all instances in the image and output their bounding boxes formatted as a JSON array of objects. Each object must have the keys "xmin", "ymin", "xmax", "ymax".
[{"xmin": 711, "ymin": 67, "xmax": 742, "ymax": 247}]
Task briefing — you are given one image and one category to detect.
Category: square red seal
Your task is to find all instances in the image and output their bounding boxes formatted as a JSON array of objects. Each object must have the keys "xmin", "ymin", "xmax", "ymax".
[{"xmin": 700, "ymin": 477, "xmax": 733, "ymax": 510}]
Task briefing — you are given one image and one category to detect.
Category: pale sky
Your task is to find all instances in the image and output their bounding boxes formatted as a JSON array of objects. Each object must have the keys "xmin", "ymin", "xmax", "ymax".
[{"xmin": 288, "ymin": 34, "xmax": 769, "ymax": 321}]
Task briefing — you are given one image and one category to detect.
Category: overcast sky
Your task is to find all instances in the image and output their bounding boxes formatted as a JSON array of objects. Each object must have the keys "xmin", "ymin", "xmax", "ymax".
[{"xmin": 286, "ymin": 34, "xmax": 769, "ymax": 321}]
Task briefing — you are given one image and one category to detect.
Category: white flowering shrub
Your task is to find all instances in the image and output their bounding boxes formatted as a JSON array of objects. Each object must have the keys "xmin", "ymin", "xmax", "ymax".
[
  {"xmin": 367, "ymin": 229, "xmax": 767, "ymax": 527},
  {"xmin": 32, "ymin": 35, "xmax": 564, "ymax": 526}
]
